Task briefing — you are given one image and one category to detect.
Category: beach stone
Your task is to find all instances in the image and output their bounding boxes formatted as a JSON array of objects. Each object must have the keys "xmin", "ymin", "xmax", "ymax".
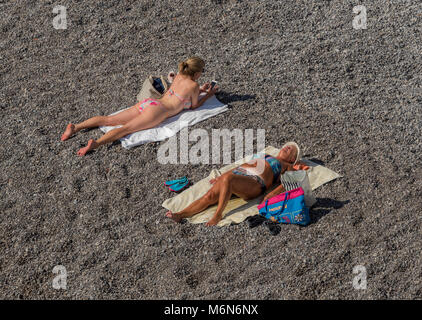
[{"xmin": 0, "ymin": 0, "xmax": 421, "ymax": 299}]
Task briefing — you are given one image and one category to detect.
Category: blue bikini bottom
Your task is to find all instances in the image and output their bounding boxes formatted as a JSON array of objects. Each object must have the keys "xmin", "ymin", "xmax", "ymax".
[{"xmin": 232, "ymin": 167, "xmax": 267, "ymax": 193}]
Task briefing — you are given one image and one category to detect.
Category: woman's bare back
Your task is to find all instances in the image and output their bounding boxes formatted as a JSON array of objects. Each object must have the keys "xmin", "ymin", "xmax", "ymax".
[{"xmin": 159, "ymin": 74, "xmax": 197, "ymax": 115}]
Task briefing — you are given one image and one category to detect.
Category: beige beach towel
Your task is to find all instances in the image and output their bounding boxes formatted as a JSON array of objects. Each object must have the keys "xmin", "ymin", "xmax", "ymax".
[{"xmin": 162, "ymin": 146, "xmax": 342, "ymax": 227}]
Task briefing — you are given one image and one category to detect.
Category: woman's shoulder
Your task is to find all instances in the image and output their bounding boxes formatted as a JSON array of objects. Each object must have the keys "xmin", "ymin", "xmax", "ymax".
[{"xmin": 175, "ymin": 74, "xmax": 198, "ymax": 88}]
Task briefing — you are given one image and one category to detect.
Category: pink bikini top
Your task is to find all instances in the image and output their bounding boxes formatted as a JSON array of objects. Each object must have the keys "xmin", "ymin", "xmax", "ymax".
[{"xmin": 167, "ymin": 88, "xmax": 192, "ymax": 109}]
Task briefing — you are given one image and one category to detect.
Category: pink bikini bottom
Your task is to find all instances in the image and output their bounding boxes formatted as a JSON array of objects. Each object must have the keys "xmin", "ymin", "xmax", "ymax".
[{"xmin": 138, "ymin": 98, "xmax": 161, "ymax": 113}]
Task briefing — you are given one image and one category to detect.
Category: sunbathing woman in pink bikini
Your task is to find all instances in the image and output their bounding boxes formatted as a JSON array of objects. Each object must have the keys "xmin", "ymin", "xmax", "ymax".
[
  {"xmin": 61, "ymin": 57, "xmax": 218, "ymax": 156},
  {"xmin": 166, "ymin": 142, "xmax": 302, "ymax": 226}
]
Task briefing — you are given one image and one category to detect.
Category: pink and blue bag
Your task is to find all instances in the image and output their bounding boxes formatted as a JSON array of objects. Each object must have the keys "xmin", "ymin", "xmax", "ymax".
[{"xmin": 257, "ymin": 187, "xmax": 310, "ymax": 226}]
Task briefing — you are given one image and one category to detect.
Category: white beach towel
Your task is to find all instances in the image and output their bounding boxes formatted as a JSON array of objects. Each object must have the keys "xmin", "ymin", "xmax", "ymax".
[{"xmin": 99, "ymin": 95, "xmax": 229, "ymax": 149}]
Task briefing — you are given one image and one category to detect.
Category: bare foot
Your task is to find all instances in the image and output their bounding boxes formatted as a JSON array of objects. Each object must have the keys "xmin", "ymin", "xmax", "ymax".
[
  {"xmin": 205, "ymin": 214, "xmax": 222, "ymax": 227},
  {"xmin": 61, "ymin": 123, "xmax": 75, "ymax": 141},
  {"xmin": 166, "ymin": 211, "xmax": 182, "ymax": 223},
  {"xmin": 77, "ymin": 139, "xmax": 97, "ymax": 156}
]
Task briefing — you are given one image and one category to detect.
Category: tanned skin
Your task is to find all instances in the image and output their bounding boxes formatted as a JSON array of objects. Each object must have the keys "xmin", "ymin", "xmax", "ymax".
[
  {"xmin": 166, "ymin": 144, "xmax": 299, "ymax": 226},
  {"xmin": 61, "ymin": 71, "xmax": 218, "ymax": 156}
]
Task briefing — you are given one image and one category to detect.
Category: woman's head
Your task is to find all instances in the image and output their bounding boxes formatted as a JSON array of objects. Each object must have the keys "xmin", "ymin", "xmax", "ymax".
[
  {"xmin": 277, "ymin": 142, "xmax": 301, "ymax": 165},
  {"xmin": 178, "ymin": 56, "xmax": 205, "ymax": 80}
]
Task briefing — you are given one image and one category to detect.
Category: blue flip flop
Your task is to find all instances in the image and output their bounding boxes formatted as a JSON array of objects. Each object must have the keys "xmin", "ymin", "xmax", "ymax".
[
  {"xmin": 168, "ymin": 179, "xmax": 190, "ymax": 193},
  {"xmin": 164, "ymin": 176, "xmax": 188, "ymax": 187}
]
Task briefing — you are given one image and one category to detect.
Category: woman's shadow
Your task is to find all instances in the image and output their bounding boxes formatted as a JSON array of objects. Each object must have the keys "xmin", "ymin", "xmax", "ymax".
[
  {"xmin": 217, "ymin": 91, "xmax": 256, "ymax": 106},
  {"xmin": 310, "ymin": 198, "xmax": 350, "ymax": 225},
  {"xmin": 246, "ymin": 198, "xmax": 350, "ymax": 235}
]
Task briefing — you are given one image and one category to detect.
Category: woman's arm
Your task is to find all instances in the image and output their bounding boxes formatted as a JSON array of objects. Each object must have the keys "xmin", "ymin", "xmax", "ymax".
[
  {"xmin": 199, "ymin": 82, "xmax": 211, "ymax": 93},
  {"xmin": 262, "ymin": 184, "xmax": 286, "ymax": 203},
  {"xmin": 280, "ymin": 160, "xmax": 295, "ymax": 174},
  {"xmin": 191, "ymin": 83, "xmax": 218, "ymax": 110}
]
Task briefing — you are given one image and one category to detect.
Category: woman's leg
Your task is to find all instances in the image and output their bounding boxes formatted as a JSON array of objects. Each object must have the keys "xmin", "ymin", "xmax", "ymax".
[
  {"xmin": 205, "ymin": 174, "xmax": 262, "ymax": 226},
  {"xmin": 76, "ymin": 103, "xmax": 168, "ymax": 156},
  {"xmin": 61, "ymin": 104, "xmax": 140, "ymax": 141},
  {"xmin": 205, "ymin": 175, "xmax": 233, "ymax": 226},
  {"xmin": 166, "ymin": 173, "xmax": 262, "ymax": 226},
  {"xmin": 166, "ymin": 187, "xmax": 220, "ymax": 222}
]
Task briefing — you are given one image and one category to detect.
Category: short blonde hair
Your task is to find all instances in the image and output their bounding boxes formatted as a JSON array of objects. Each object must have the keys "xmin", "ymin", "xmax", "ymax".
[{"xmin": 178, "ymin": 56, "xmax": 205, "ymax": 77}]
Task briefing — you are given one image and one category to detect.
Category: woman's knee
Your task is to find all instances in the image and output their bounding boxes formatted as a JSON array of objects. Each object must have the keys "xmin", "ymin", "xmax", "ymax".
[
  {"xmin": 220, "ymin": 174, "xmax": 233, "ymax": 186},
  {"xmin": 118, "ymin": 125, "xmax": 133, "ymax": 136},
  {"xmin": 104, "ymin": 115, "xmax": 120, "ymax": 126},
  {"xmin": 105, "ymin": 125, "xmax": 131, "ymax": 140},
  {"xmin": 204, "ymin": 189, "xmax": 218, "ymax": 203}
]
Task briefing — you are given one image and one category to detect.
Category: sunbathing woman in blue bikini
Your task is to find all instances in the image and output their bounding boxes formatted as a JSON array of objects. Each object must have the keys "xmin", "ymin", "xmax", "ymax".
[
  {"xmin": 166, "ymin": 142, "xmax": 301, "ymax": 226},
  {"xmin": 60, "ymin": 57, "xmax": 218, "ymax": 156}
]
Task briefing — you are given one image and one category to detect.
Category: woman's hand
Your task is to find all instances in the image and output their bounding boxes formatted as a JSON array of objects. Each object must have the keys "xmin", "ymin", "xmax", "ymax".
[
  {"xmin": 280, "ymin": 161, "xmax": 294, "ymax": 173},
  {"xmin": 261, "ymin": 184, "xmax": 286, "ymax": 204},
  {"xmin": 206, "ymin": 84, "xmax": 219, "ymax": 96},
  {"xmin": 192, "ymin": 83, "xmax": 220, "ymax": 109},
  {"xmin": 262, "ymin": 192, "xmax": 275, "ymax": 203},
  {"xmin": 209, "ymin": 171, "xmax": 232, "ymax": 185},
  {"xmin": 209, "ymin": 176, "xmax": 221, "ymax": 185},
  {"xmin": 200, "ymin": 83, "xmax": 211, "ymax": 92}
]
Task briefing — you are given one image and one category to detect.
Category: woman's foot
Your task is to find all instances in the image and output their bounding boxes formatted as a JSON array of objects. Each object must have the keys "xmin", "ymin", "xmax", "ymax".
[
  {"xmin": 205, "ymin": 213, "xmax": 222, "ymax": 227},
  {"xmin": 77, "ymin": 139, "xmax": 97, "ymax": 156},
  {"xmin": 166, "ymin": 211, "xmax": 182, "ymax": 223},
  {"xmin": 61, "ymin": 123, "xmax": 75, "ymax": 141}
]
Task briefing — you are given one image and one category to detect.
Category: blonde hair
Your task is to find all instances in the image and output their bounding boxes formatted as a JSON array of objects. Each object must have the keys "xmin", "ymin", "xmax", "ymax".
[{"xmin": 178, "ymin": 56, "xmax": 205, "ymax": 77}]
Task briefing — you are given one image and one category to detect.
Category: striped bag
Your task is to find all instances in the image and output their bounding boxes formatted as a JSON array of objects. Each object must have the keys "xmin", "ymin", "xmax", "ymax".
[{"xmin": 280, "ymin": 170, "xmax": 316, "ymax": 207}]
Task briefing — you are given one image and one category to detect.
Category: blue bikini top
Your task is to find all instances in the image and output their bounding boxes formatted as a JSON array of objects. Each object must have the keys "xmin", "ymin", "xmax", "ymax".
[{"xmin": 252, "ymin": 154, "xmax": 282, "ymax": 182}]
